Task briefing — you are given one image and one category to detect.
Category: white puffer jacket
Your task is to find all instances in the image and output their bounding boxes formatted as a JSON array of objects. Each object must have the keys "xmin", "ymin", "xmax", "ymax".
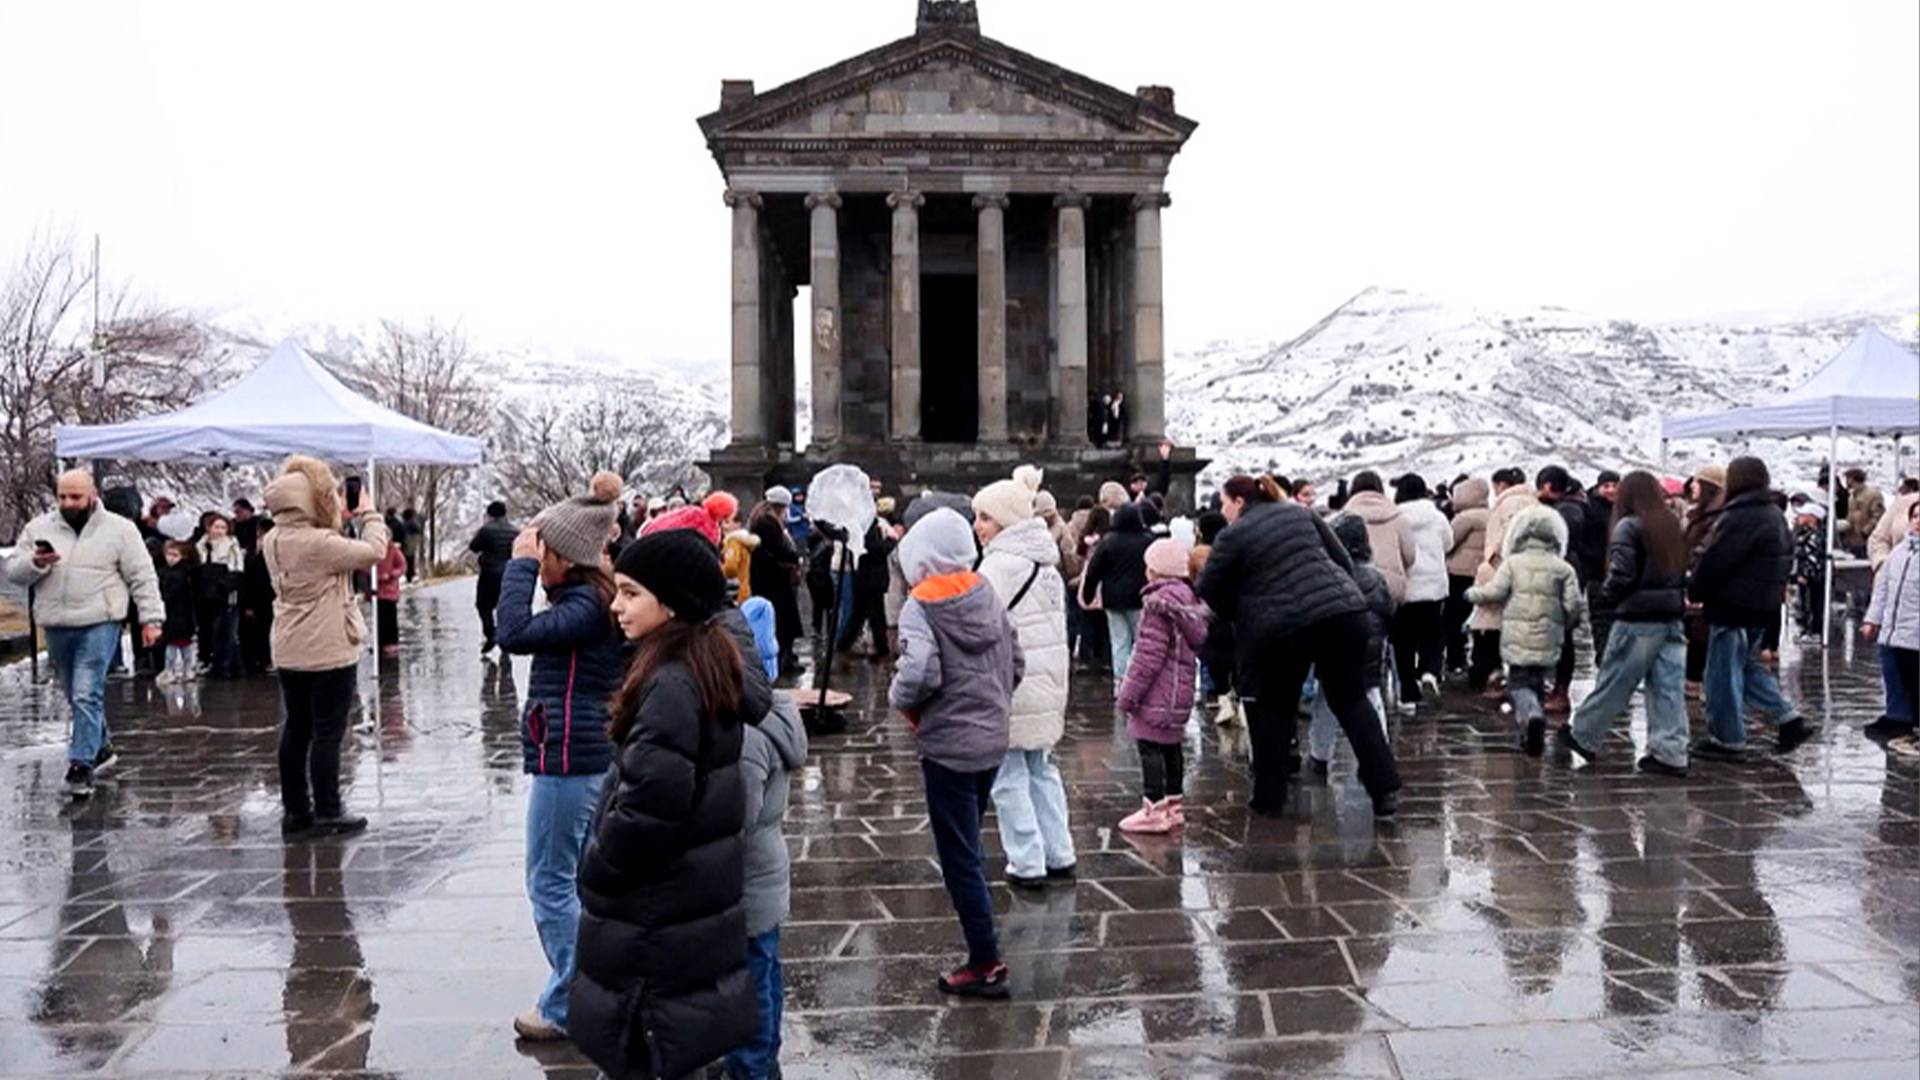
[
  {"xmin": 1867, "ymin": 533, "xmax": 1920, "ymax": 652},
  {"xmin": 6, "ymin": 507, "xmax": 162, "ymax": 629},
  {"xmin": 978, "ymin": 517, "xmax": 1069, "ymax": 749},
  {"xmin": 1400, "ymin": 498, "xmax": 1452, "ymax": 603}
]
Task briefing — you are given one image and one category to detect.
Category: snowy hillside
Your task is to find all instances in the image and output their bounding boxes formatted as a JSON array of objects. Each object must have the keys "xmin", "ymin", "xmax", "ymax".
[{"xmin": 1168, "ymin": 287, "xmax": 1919, "ymax": 490}]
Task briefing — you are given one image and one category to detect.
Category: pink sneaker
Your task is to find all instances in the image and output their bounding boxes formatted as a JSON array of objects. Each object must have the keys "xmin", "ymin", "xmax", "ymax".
[
  {"xmin": 1163, "ymin": 795, "xmax": 1185, "ymax": 829},
  {"xmin": 1119, "ymin": 797, "xmax": 1172, "ymax": 834}
]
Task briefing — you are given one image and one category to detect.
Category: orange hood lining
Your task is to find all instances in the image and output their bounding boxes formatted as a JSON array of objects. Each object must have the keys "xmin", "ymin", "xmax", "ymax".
[{"xmin": 910, "ymin": 570, "xmax": 981, "ymax": 603}]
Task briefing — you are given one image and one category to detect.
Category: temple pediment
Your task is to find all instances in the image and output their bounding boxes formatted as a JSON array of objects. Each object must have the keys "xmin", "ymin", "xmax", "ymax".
[{"xmin": 699, "ymin": 24, "xmax": 1197, "ymax": 150}]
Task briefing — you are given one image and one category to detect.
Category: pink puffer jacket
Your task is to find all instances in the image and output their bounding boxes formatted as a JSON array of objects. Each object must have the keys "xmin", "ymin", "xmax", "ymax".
[{"xmin": 1117, "ymin": 578, "xmax": 1212, "ymax": 744}]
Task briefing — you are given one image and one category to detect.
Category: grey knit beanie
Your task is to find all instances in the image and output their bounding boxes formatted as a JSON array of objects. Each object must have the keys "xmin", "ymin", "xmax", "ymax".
[{"xmin": 536, "ymin": 470, "xmax": 624, "ymax": 566}]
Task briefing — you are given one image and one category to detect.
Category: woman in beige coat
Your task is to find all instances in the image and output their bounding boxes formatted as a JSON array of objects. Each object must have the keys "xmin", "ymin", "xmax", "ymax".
[
  {"xmin": 261, "ymin": 455, "xmax": 390, "ymax": 840},
  {"xmin": 1469, "ymin": 467, "xmax": 1538, "ymax": 694}
]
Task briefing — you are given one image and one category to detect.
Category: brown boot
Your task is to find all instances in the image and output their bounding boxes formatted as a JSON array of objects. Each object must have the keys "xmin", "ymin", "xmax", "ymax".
[{"xmin": 1544, "ymin": 686, "xmax": 1572, "ymax": 714}]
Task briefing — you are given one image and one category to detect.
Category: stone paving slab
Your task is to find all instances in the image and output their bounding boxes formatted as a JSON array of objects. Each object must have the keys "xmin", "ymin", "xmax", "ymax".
[{"xmin": 0, "ymin": 578, "xmax": 1914, "ymax": 1078}]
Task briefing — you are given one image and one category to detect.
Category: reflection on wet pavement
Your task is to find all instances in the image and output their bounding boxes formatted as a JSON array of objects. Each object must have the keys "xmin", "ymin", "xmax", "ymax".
[{"xmin": 0, "ymin": 578, "xmax": 1913, "ymax": 1078}]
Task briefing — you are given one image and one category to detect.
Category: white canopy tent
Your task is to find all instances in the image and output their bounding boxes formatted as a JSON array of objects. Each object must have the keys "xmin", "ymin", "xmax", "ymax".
[
  {"xmin": 1661, "ymin": 325, "xmax": 1920, "ymax": 643},
  {"xmin": 56, "ymin": 338, "xmax": 486, "ymax": 466}
]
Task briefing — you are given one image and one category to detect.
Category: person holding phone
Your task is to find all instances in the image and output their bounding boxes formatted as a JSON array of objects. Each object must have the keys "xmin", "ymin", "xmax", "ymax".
[
  {"xmin": 5, "ymin": 470, "xmax": 164, "ymax": 799},
  {"xmin": 261, "ymin": 455, "xmax": 390, "ymax": 839}
]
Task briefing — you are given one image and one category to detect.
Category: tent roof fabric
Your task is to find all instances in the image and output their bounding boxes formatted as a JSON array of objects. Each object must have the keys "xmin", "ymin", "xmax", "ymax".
[
  {"xmin": 1662, "ymin": 326, "xmax": 1920, "ymax": 440},
  {"xmin": 55, "ymin": 340, "xmax": 486, "ymax": 465}
]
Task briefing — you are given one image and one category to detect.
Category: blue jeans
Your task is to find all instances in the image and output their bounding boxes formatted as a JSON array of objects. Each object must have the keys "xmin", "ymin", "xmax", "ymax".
[
  {"xmin": 725, "ymin": 928, "xmax": 783, "ymax": 1080},
  {"xmin": 990, "ymin": 748, "xmax": 1076, "ymax": 878},
  {"xmin": 525, "ymin": 772, "xmax": 604, "ymax": 1029},
  {"xmin": 1705, "ymin": 624, "xmax": 1796, "ymax": 746},
  {"xmin": 1107, "ymin": 609, "xmax": 1143, "ymax": 685},
  {"xmin": 1570, "ymin": 620, "xmax": 1689, "ymax": 768},
  {"xmin": 44, "ymin": 622, "xmax": 122, "ymax": 765}
]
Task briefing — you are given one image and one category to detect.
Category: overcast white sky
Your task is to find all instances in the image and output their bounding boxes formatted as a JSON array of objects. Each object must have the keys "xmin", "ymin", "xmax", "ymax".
[{"xmin": 3, "ymin": 0, "xmax": 1916, "ymax": 373}]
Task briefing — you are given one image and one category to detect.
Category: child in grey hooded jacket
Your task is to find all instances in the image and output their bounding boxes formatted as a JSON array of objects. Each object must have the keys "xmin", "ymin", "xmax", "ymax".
[
  {"xmin": 728, "ymin": 693, "xmax": 808, "ymax": 1080},
  {"xmin": 1467, "ymin": 505, "xmax": 1586, "ymax": 752},
  {"xmin": 890, "ymin": 507, "xmax": 1024, "ymax": 999}
]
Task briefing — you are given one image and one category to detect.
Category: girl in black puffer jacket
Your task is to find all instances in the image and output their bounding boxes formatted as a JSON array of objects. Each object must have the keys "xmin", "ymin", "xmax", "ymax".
[
  {"xmin": 1561, "ymin": 471, "xmax": 1692, "ymax": 775},
  {"xmin": 1196, "ymin": 475, "xmax": 1402, "ymax": 820},
  {"xmin": 570, "ymin": 530, "xmax": 771, "ymax": 1080}
]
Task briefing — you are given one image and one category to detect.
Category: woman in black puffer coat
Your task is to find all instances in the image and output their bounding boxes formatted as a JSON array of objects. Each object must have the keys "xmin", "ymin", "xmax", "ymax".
[
  {"xmin": 569, "ymin": 530, "xmax": 772, "ymax": 1080},
  {"xmin": 1196, "ymin": 475, "xmax": 1402, "ymax": 820}
]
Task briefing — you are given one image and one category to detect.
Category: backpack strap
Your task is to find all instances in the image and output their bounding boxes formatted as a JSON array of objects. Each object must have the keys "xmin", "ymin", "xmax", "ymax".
[{"xmin": 1007, "ymin": 562, "xmax": 1044, "ymax": 611}]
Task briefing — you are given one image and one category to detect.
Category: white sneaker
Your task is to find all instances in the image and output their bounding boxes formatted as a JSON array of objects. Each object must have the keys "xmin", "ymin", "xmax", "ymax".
[
  {"xmin": 1396, "ymin": 701, "xmax": 1418, "ymax": 716},
  {"xmin": 1214, "ymin": 696, "xmax": 1241, "ymax": 727},
  {"xmin": 1419, "ymin": 673, "xmax": 1440, "ymax": 698}
]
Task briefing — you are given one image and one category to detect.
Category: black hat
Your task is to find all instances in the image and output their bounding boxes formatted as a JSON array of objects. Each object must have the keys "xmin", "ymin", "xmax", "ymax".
[
  {"xmin": 613, "ymin": 529, "xmax": 729, "ymax": 624},
  {"xmin": 1594, "ymin": 469, "xmax": 1622, "ymax": 487}
]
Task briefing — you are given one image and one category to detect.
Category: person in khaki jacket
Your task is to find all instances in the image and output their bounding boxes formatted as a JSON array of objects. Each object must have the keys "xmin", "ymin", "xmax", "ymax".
[
  {"xmin": 1870, "ymin": 489, "xmax": 1920, "ymax": 571},
  {"xmin": 260, "ymin": 455, "xmax": 389, "ymax": 840},
  {"xmin": 5, "ymin": 470, "xmax": 163, "ymax": 798}
]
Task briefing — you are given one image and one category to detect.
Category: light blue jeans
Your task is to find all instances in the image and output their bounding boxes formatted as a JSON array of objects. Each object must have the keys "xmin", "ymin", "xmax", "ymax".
[
  {"xmin": 1309, "ymin": 686, "xmax": 1384, "ymax": 764},
  {"xmin": 1570, "ymin": 620, "xmax": 1689, "ymax": 768},
  {"xmin": 990, "ymin": 748, "xmax": 1076, "ymax": 878},
  {"xmin": 45, "ymin": 622, "xmax": 122, "ymax": 766},
  {"xmin": 1705, "ymin": 624, "xmax": 1795, "ymax": 746},
  {"xmin": 1107, "ymin": 609, "xmax": 1143, "ymax": 686},
  {"xmin": 525, "ymin": 771, "xmax": 605, "ymax": 1028}
]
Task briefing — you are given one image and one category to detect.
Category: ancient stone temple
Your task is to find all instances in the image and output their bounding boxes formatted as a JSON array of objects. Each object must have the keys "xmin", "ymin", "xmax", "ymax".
[{"xmin": 699, "ymin": 0, "xmax": 1200, "ymax": 504}]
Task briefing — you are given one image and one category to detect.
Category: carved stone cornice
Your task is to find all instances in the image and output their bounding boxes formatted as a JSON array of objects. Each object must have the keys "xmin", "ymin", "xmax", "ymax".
[
  {"xmin": 1130, "ymin": 192, "xmax": 1172, "ymax": 212},
  {"xmin": 886, "ymin": 190, "xmax": 926, "ymax": 211},
  {"xmin": 722, "ymin": 188, "xmax": 762, "ymax": 210},
  {"xmin": 1052, "ymin": 192, "xmax": 1090, "ymax": 210},
  {"xmin": 971, "ymin": 194, "xmax": 1010, "ymax": 211},
  {"xmin": 803, "ymin": 191, "xmax": 842, "ymax": 211}
]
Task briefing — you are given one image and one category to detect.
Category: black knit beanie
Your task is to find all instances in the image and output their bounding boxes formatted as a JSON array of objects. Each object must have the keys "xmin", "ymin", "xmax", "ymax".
[{"xmin": 613, "ymin": 529, "xmax": 729, "ymax": 624}]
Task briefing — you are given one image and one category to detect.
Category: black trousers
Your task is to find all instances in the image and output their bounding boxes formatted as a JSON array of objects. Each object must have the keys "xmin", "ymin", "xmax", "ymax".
[
  {"xmin": 277, "ymin": 665, "xmax": 358, "ymax": 819},
  {"xmin": 476, "ymin": 568, "xmax": 504, "ymax": 648},
  {"xmin": 1444, "ymin": 575, "xmax": 1474, "ymax": 671},
  {"xmin": 1242, "ymin": 610, "xmax": 1401, "ymax": 805},
  {"xmin": 1587, "ymin": 585, "xmax": 1615, "ymax": 667},
  {"xmin": 838, "ymin": 589, "xmax": 889, "ymax": 656},
  {"xmin": 377, "ymin": 599, "xmax": 398, "ymax": 648},
  {"xmin": 241, "ymin": 608, "xmax": 274, "ymax": 674},
  {"xmin": 1391, "ymin": 600, "xmax": 1446, "ymax": 701},
  {"xmin": 921, "ymin": 759, "xmax": 999, "ymax": 968},
  {"xmin": 1138, "ymin": 740, "xmax": 1185, "ymax": 800}
]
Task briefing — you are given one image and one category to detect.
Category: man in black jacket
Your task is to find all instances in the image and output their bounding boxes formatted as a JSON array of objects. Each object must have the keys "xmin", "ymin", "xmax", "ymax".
[
  {"xmin": 1689, "ymin": 457, "xmax": 1817, "ymax": 759},
  {"xmin": 468, "ymin": 501, "xmax": 517, "ymax": 655},
  {"xmin": 1584, "ymin": 471, "xmax": 1620, "ymax": 662},
  {"xmin": 1078, "ymin": 503, "xmax": 1154, "ymax": 687}
]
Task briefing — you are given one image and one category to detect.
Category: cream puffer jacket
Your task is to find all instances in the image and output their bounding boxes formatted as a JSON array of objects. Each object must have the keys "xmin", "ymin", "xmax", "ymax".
[
  {"xmin": 977, "ymin": 517, "xmax": 1069, "ymax": 750},
  {"xmin": 6, "ymin": 507, "xmax": 163, "ymax": 629},
  {"xmin": 261, "ymin": 473, "xmax": 390, "ymax": 672},
  {"xmin": 1471, "ymin": 484, "xmax": 1540, "ymax": 631}
]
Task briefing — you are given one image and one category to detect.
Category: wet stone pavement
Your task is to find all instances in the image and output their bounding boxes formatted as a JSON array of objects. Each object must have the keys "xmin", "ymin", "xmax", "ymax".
[{"xmin": 1, "ymin": 578, "xmax": 1916, "ymax": 1079}]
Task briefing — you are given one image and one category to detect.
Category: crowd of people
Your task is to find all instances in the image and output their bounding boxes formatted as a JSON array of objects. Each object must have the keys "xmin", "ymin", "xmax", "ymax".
[{"xmin": 6, "ymin": 448, "xmax": 1917, "ymax": 1080}]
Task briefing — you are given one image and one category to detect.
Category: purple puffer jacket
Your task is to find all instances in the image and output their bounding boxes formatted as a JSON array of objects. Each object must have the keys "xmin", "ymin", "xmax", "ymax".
[{"xmin": 1117, "ymin": 578, "xmax": 1212, "ymax": 744}]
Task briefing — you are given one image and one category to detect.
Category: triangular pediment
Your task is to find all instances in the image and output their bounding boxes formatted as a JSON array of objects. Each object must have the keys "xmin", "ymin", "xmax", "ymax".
[{"xmin": 701, "ymin": 32, "xmax": 1196, "ymax": 146}]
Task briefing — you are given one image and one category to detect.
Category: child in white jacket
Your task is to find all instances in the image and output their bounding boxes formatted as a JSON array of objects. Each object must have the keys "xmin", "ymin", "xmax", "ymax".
[{"xmin": 1864, "ymin": 498, "xmax": 1920, "ymax": 739}]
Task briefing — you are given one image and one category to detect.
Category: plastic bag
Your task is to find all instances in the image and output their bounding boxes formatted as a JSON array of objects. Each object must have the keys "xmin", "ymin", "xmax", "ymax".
[{"xmin": 806, "ymin": 464, "xmax": 877, "ymax": 560}]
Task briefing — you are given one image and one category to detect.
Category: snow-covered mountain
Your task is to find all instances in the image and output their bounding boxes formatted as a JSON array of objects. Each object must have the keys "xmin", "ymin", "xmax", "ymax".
[{"xmin": 1168, "ymin": 287, "xmax": 1918, "ymax": 490}]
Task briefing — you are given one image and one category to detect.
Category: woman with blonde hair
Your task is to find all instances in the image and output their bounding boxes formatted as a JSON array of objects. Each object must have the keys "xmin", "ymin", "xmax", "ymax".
[{"xmin": 261, "ymin": 455, "xmax": 389, "ymax": 840}]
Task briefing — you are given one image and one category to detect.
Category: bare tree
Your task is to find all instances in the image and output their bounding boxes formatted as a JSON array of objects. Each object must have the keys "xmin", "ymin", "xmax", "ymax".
[
  {"xmin": 491, "ymin": 388, "xmax": 721, "ymax": 515},
  {"xmin": 337, "ymin": 320, "xmax": 490, "ymax": 563},
  {"xmin": 0, "ymin": 236, "xmax": 218, "ymax": 538}
]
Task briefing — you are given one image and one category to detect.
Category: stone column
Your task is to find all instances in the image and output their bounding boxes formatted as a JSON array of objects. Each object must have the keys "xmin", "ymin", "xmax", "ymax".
[
  {"xmin": 887, "ymin": 190, "xmax": 925, "ymax": 442},
  {"xmin": 725, "ymin": 188, "xmax": 764, "ymax": 444},
  {"xmin": 1054, "ymin": 193, "xmax": 1090, "ymax": 445},
  {"xmin": 973, "ymin": 194, "xmax": 1009, "ymax": 443},
  {"xmin": 1131, "ymin": 192, "xmax": 1170, "ymax": 442},
  {"xmin": 806, "ymin": 191, "xmax": 842, "ymax": 448}
]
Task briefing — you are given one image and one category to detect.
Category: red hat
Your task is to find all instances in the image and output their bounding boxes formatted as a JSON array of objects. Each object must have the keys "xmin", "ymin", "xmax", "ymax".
[
  {"xmin": 702, "ymin": 490, "xmax": 739, "ymax": 525},
  {"xmin": 640, "ymin": 504, "xmax": 721, "ymax": 547}
]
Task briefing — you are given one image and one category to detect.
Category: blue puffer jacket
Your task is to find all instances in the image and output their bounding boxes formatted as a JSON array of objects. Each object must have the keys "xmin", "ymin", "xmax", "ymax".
[{"xmin": 495, "ymin": 557, "xmax": 625, "ymax": 777}]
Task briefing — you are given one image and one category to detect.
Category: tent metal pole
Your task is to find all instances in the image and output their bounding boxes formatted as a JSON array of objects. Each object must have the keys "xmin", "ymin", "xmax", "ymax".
[
  {"xmin": 1824, "ymin": 424, "xmax": 1837, "ymax": 646},
  {"xmin": 364, "ymin": 455, "xmax": 383, "ymax": 806},
  {"xmin": 1659, "ymin": 437, "xmax": 1668, "ymax": 473}
]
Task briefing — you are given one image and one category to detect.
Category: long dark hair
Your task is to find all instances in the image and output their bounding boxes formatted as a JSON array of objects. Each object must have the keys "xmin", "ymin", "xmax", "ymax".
[
  {"xmin": 1614, "ymin": 470, "xmax": 1684, "ymax": 576},
  {"xmin": 609, "ymin": 615, "xmax": 744, "ymax": 745},
  {"xmin": 558, "ymin": 563, "xmax": 618, "ymax": 630}
]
